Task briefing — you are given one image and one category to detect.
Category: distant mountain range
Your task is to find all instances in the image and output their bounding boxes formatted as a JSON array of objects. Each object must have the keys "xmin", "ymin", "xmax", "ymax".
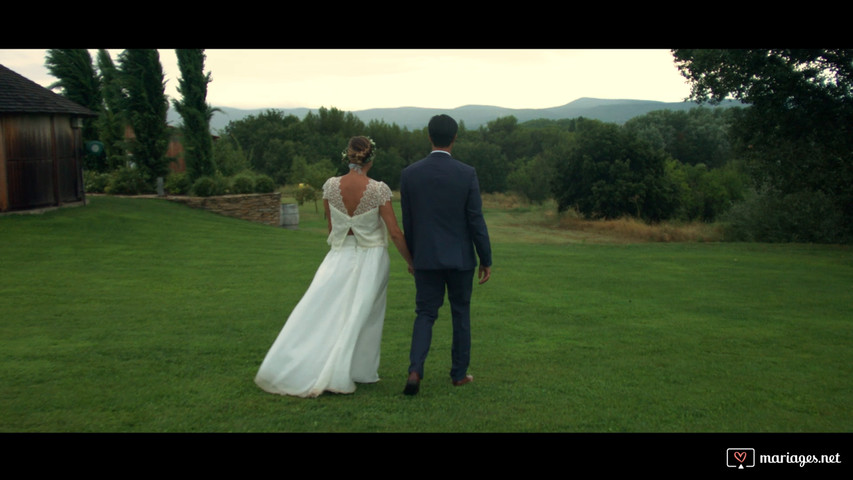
[{"xmin": 168, "ymin": 97, "xmax": 742, "ymax": 133}]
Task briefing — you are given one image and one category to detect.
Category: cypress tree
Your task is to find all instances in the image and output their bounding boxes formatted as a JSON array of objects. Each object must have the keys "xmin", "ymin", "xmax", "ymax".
[
  {"xmin": 44, "ymin": 49, "xmax": 102, "ymax": 165},
  {"xmin": 173, "ymin": 49, "xmax": 217, "ymax": 180},
  {"xmin": 95, "ymin": 49, "xmax": 127, "ymax": 171},
  {"xmin": 118, "ymin": 49, "xmax": 170, "ymax": 183}
]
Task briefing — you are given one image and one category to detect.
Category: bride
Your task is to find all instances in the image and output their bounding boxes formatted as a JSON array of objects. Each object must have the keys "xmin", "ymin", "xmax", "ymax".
[{"xmin": 255, "ymin": 136, "xmax": 413, "ymax": 398}]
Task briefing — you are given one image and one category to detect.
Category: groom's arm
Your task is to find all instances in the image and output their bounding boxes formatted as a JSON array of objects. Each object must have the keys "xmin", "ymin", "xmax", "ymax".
[
  {"xmin": 400, "ymin": 173, "xmax": 414, "ymax": 256},
  {"xmin": 466, "ymin": 170, "xmax": 492, "ymax": 269}
]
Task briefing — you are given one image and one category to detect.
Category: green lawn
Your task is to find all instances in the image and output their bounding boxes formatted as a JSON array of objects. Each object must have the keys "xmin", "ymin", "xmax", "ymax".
[{"xmin": 1, "ymin": 196, "xmax": 851, "ymax": 432}]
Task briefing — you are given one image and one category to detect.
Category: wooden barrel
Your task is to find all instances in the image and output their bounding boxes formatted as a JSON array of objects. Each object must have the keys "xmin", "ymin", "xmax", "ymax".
[{"xmin": 280, "ymin": 203, "xmax": 299, "ymax": 229}]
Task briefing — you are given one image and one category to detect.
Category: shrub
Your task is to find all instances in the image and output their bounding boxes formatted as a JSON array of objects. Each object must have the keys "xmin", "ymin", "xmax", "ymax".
[
  {"xmin": 212, "ymin": 137, "xmax": 250, "ymax": 177},
  {"xmin": 105, "ymin": 166, "xmax": 149, "ymax": 195},
  {"xmin": 508, "ymin": 155, "xmax": 554, "ymax": 204},
  {"xmin": 215, "ymin": 175, "xmax": 232, "ymax": 195},
  {"xmin": 83, "ymin": 170, "xmax": 111, "ymax": 193},
  {"xmin": 191, "ymin": 176, "xmax": 220, "ymax": 197},
  {"xmin": 295, "ymin": 184, "xmax": 317, "ymax": 205},
  {"xmin": 231, "ymin": 172, "xmax": 256, "ymax": 194},
  {"xmin": 254, "ymin": 174, "xmax": 276, "ymax": 193},
  {"xmin": 722, "ymin": 188, "xmax": 850, "ymax": 243},
  {"xmin": 164, "ymin": 172, "xmax": 191, "ymax": 195}
]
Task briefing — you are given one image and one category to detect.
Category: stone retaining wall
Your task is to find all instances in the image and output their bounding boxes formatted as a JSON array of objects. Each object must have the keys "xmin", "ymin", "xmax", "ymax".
[{"xmin": 165, "ymin": 192, "xmax": 282, "ymax": 226}]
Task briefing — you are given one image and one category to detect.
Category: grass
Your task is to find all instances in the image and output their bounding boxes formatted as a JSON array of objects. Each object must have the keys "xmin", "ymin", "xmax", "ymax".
[{"xmin": 1, "ymin": 194, "xmax": 851, "ymax": 433}]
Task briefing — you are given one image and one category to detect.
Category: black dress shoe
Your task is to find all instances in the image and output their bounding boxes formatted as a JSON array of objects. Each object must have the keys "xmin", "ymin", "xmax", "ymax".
[{"xmin": 403, "ymin": 372, "xmax": 420, "ymax": 395}]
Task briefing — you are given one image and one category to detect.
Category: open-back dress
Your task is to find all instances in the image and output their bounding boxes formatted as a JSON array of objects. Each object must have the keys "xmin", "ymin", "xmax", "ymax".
[{"xmin": 254, "ymin": 176, "xmax": 393, "ymax": 398}]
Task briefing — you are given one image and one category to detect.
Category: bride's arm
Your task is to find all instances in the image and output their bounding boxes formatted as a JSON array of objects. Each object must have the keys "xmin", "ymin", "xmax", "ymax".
[
  {"xmin": 379, "ymin": 201, "xmax": 414, "ymax": 274},
  {"xmin": 324, "ymin": 199, "xmax": 332, "ymax": 233}
]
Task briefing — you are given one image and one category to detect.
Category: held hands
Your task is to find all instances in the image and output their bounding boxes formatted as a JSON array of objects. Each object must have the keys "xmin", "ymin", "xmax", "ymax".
[{"xmin": 478, "ymin": 265, "xmax": 491, "ymax": 284}]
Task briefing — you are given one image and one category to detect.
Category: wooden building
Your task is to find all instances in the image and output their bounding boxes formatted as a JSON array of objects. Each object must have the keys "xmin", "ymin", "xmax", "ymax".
[{"xmin": 0, "ymin": 64, "xmax": 97, "ymax": 212}]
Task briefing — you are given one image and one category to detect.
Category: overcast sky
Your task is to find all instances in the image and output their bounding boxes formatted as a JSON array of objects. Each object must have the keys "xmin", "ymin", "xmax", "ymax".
[{"xmin": 0, "ymin": 49, "xmax": 693, "ymax": 111}]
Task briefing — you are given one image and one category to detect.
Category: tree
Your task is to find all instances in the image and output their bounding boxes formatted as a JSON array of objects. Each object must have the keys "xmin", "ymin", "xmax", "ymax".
[
  {"xmin": 507, "ymin": 153, "xmax": 555, "ymax": 204},
  {"xmin": 551, "ymin": 119, "xmax": 679, "ymax": 222},
  {"xmin": 365, "ymin": 146, "xmax": 407, "ymax": 190},
  {"xmin": 95, "ymin": 49, "xmax": 127, "ymax": 171},
  {"xmin": 481, "ymin": 116, "xmax": 522, "ymax": 160},
  {"xmin": 666, "ymin": 160, "xmax": 746, "ymax": 222},
  {"xmin": 364, "ymin": 119, "xmax": 416, "ymax": 189},
  {"xmin": 222, "ymin": 109, "xmax": 303, "ymax": 183},
  {"xmin": 301, "ymin": 107, "xmax": 366, "ymax": 169},
  {"xmin": 623, "ymin": 108, "xmax": 734, "ymax": 168},
  {"xmin": 211, "ymin": 135, "xmax": 250, "ymax": 176},
  {"xmin": 44, "ymin": 49, "xmax": 102, "ymax": 168},
  {"xmin": 118, "ymin": 49, "xmax": 171, "ymax": 183},
  {"xmin": 173, "ymin": 49, "xmax": 217, "ymax": 181},
  {"xmin": 453, "ymin": 140, "xmax": 508, "ymax": 193},
  {"xmin": 673, "ymin": 49, "xmax": 853, "ymax": 109},
  {"xmin": 673, "ymin": 49, "xmax": 853, "ymax": 241},
  {"xmin": 45, "ymin": 49, "xmax": 101, "ymax": 115}
]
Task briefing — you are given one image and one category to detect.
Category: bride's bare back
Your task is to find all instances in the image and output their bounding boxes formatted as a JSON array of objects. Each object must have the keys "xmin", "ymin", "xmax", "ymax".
[{"xmin": 337, "ymin": 173, "xmax": 370, "ymax": 216}]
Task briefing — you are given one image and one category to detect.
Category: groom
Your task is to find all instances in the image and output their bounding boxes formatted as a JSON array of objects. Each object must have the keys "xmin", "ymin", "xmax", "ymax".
[{"xmin": 400, "ymin": 114, "xmax": 492, "ymax": 396}]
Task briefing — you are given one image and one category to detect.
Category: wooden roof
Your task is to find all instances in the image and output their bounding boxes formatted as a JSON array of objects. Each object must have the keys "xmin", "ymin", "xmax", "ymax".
[{"xmin": 0, "ymin": 63, "xmax": 97, "ymax": 116}]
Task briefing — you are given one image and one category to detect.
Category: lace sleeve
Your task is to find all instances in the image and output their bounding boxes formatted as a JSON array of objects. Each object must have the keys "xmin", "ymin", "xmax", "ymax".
[
  {"xmin": 378, "ymin": 181, "xmax": 392, "ymax": 205},
  {"xmin": 322, "ymin": 177, "xmax": 336, "ymax": 200},
  {"xmin": 352, "ymin": 180, "xmax": 393, "ymax": 215}
]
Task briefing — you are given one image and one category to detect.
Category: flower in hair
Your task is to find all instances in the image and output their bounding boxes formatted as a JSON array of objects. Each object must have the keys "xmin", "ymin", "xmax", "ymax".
[{"xmin": 341, "ymin": 136, "xmax": 377, "ymax": 164}]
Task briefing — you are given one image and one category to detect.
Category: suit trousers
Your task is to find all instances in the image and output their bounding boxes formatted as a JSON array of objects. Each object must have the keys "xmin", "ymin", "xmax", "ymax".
[{"xmin": 408, "ymin": 268, "xmax": 475, "ymax": 382}]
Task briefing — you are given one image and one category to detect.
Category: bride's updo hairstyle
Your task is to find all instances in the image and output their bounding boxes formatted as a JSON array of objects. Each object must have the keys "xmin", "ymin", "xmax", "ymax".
[{"xmin": 344, "ymin": 136, "xmax": 376, "ymax": 168}]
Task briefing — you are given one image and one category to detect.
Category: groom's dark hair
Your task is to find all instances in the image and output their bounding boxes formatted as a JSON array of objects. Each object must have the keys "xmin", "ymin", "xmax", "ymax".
[{"xmin": 428, "ymin": 114, "xmax": 458, "ymax": 148}]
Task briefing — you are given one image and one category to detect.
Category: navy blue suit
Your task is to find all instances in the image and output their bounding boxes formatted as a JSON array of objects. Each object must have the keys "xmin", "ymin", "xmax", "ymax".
[{"xmin": 400, "ymin": 151, "xmax": 492, "ymax": 382}]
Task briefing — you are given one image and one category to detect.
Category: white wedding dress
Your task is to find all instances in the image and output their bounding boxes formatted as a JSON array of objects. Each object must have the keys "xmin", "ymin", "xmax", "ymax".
[{"xmin": 254, "ymin": 176, "xmax": 393, "ymax": 398}]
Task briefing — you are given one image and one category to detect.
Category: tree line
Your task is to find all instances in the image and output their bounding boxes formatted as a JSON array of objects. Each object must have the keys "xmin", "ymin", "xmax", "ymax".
[
  {"xmin": 214, "ymin": 105, "xmax": 745, "ymax": 224},
  {"xmin": 47, "ymin": 49, "xmax": 852, "ymax": 243}
]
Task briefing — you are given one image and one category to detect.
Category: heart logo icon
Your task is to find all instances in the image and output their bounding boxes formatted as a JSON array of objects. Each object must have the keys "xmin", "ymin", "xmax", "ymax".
[{"xmin": 734, "ymin": 451, "xmax": 747, "ymax": 463}]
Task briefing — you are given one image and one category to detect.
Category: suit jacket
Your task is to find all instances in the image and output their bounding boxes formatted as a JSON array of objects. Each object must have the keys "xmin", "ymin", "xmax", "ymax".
[{"xmin": 400, "ymin": 151, "xmax": 492, "ymax": 271}]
